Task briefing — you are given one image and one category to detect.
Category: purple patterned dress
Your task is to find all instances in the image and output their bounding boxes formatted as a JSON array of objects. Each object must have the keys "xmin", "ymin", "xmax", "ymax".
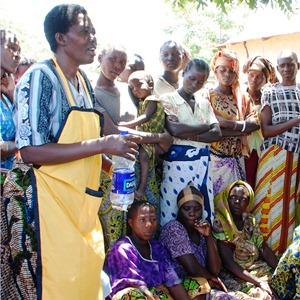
[
  {"xmin": 104, "ymin": 236, "xmax": 181, "ymax": 298},
  {"xmin": 160, "ymin": 220, "xmax": 207, "ymax": 280}
]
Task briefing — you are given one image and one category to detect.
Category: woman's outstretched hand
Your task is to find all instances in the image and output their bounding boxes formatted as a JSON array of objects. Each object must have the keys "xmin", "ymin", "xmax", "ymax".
[
  {"xmin": 103, "ymin": 134, "xmax": 140, "ymax": 161},
  {"xmin": 257, "ymin": 280, "xmax": 273, "ymax": 297},
  {"xmin": 157, "ymin": 130, "xmax": 174, "ymax": 153}
]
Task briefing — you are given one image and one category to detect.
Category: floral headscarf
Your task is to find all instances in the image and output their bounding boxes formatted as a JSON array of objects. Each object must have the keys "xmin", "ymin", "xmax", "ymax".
[
  {"xmin": 242, "ymin": 55, "xmax": 277, "ymax": 83},
  {"xmin": 210, "ymin": 50, "xmax": 240, "ymax": 81},
  {"xmin": 213, "ymin": 180, "xmax": 254, "ymax": 241},
  {"xmin": 210, "ymin": 50, "xmax": 244, "ymax": 121}
]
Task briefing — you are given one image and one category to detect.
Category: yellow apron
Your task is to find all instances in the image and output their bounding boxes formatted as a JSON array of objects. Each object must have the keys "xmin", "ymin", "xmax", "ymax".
[{"xmin": 33, "ymin": 59, "xmax": 104, "ymax": 300}]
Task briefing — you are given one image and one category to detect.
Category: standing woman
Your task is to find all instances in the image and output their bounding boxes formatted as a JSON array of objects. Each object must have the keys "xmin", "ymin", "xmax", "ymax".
[
  {"xmin": 0, "ymin": 30, "xmax": 20, "ymax": 186},
  {"xmin": 0, "ymin": 29, "xmax": 21, "ymax": 300},
  {"xmin": 242, "ymin": 56, "xmax": 277, "ymax": 190},
  {"xmin": 94, "ymin": 44, "xmax": 172, "ymax": 252},
  {"xmin": 3, "ymin": 5, "xmax": 139, "ymax": 300},
  {"xmin": 253, "ymin": 50, "xmax": 300, "ymax": 256},
  {"xmin": 159, "ymin": 59, "xmax": 221, "ymax": 227},
  {"xmin": 209, "ymin": 50, "xmax": 260, "ymax": 197},
  {"xmin": 94, "ymin": 44, "xmax": 136, "ymax": 252},
  {"xmin": 154, "ymin": 40, "xmax": 186, "ymax": 97},
  {"xmin": 94, "ymin": 44, "xmax": 138, "ymax": 135}
]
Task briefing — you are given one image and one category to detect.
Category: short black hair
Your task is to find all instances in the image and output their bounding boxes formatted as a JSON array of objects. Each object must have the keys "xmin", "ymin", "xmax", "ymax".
[
  {"xmin": 44, "ymin": 4, "xmax": 88, "ymax": 52},
  {"xmin": 127, "ymin": 201, "xmax": 155, "ymax": 220},
  {"xmin": 183, "ymin": 58, "xmax": 210, "ymax": 77},
  {"xmin": 0, "ymin": 30, "xmax": 18, "ymax": 47},
  {"xmin": 159, "ymin": 40, "xmax": 184, "ymax": 54}
]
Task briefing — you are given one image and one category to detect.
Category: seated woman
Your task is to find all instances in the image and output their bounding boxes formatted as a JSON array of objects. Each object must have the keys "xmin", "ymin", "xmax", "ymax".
[
  {"xmin": 160, "ymin": 182, "xmax": 254, "ymax": 300},
  {"xmin": 213, "ymin": 181, "xmax": 279, "ymax": 299},
  {"xmin": 104, "ymin": 201, "xmax": 204, "ymax": 300},
  {"xmin": 272, "ymin": 225, "xmax": 300, "ymax": 299}
]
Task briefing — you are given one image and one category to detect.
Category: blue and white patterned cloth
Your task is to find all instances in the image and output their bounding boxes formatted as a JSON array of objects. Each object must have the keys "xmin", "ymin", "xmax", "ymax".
[
  {"xmin": 1, "ymin": 95, "xmax": 16, "ymax": 170},
  {"xmin": 160, "ymin": 145, "xmax": 214, "ymax": 227}
]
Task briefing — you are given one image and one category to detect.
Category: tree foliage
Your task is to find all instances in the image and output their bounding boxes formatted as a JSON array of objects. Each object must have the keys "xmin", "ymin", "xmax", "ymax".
[
  {"xmin": 168, "ymin": 0, "xmax": 293, "ymax": 13},
  {"xmin": 161, "ymin": 2, "xmax": 248, "ymax": 64}
]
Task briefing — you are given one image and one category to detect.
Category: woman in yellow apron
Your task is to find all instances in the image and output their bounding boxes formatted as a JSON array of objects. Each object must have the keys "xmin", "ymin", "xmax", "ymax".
[{"xmin": 2, "ymin": 4, "xmax": 139, "ymax": 300}]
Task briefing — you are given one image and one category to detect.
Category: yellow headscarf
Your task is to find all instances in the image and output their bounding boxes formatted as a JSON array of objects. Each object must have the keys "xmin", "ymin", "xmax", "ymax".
[{"xmin": 213, "ymin": 180, "xmax": 254, "ymax": 241}]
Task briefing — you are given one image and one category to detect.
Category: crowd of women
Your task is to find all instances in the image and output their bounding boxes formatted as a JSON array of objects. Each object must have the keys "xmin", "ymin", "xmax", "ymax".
[{"xmin": 1, "ymin": 3, "xmax": 299, "ymax": 300}]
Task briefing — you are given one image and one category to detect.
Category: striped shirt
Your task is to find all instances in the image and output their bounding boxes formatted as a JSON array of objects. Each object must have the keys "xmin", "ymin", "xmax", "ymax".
[{"xmin": 13, "ymin": 59, "xmax": 94, "ymax": 149}]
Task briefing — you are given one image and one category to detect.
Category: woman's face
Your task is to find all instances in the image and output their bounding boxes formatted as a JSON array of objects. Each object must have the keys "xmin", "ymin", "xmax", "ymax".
[
  {"xmin": 228, "ymin": 185, "xmax": 250, "ymax": 219},
  {"xmin": 128, "ymin": 206, "xmax": 157, "ymax": 241},
  {"xmin": 1, "ymin": 33, "xmax": 21, "ymax": 75},
  {"xmin": 277, "ymin": 54, "xmax": 299, "ymax": 82},
  {"xmin": 214, "ymin": 65, "xmax": 236, "ymax": 87},
  {"xmin": 182, "ymin": 66, "xmax": 208, "ymax": 95},
  {"xmin": 62, "ymin": 14, "xmax": 97, "ymax": 66},
  {"xmin": 160, "ymin": 43, "xmax": 183, "ymax": 72},
  {"xmin": 99, "ymin": 50, "xmax": 127, "ymax": 82},
  {"xmin": 247, "ymin": 70, "xmax": 266, "ymax": 91},
  {"xmin": 178, "ymin": 200, "xmax": 203, "ymax": 228}
]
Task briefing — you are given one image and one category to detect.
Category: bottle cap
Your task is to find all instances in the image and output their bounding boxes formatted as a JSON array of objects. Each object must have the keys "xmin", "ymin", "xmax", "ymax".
[{"xmin": 120, "ymin": 130, "xmax": 129, "ymax": 135}]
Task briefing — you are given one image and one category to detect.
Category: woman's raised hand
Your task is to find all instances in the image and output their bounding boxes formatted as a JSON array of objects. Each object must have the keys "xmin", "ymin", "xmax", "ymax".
[{"xmin": 193, "ymin": 219, "xmax": 211, "ymax": 237}]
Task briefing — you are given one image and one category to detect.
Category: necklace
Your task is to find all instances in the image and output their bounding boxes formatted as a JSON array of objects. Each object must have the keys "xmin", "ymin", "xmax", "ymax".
[{"xmin": 249, "ymin": 92, "xmax": 261, "ymax": 105}]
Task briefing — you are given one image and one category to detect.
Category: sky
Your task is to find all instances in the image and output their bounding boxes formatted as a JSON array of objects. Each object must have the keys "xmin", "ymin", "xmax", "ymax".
[
  {"xmin": 1, "ymin": 0, "xmax": 300, "ymax": 78},
  {"xmin": 1, "ymin": 0, "xmax": 172, "ymax": 76}
]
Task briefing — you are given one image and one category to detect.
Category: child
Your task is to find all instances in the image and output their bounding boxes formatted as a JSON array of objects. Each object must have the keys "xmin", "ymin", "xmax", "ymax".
[{"xmin": 119, "ymin": 71, "xmax": 165, "ymax": 204}]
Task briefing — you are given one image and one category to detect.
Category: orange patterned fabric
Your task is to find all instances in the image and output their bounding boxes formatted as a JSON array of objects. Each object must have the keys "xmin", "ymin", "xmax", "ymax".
[{"xmin": 253, "ymin": 144, "xmax": 300, "ymax": 255}]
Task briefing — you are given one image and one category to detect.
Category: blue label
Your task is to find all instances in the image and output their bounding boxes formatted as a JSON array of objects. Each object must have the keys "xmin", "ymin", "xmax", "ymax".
[{"xmin": 111, "ymin": 168, "xmax": 135, "ymax": 194}]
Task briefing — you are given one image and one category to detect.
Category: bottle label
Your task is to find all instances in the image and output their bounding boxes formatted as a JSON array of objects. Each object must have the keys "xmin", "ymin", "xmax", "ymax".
[{"xmin": 111, "ymin": 168, "xmax": 135, "ymax": 194}]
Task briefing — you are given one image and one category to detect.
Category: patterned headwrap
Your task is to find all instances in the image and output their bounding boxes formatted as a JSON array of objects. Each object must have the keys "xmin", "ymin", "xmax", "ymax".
[
  {"xmin": 213, "ymin": 180, "xmax": 254, "ymax": 241},
  {"xmin": 210, "ymin": 50, "xmax": 244, "ymax": 121},
  {"xmin": 242, "ymin": 55, "xmax": 277, "ymax": 83},
  {"xmin": 210, "ymin": 50, "xmax": 240, "ymax": 79},
  {"xmin": 177, "ymin": 182, "xmax": 204, "ymax": 209}
]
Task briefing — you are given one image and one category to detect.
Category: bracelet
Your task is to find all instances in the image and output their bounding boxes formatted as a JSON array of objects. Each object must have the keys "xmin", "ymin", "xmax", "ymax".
[{"xmin": 241, "ymin": 121, "xmax": 246, "ymax": 132}]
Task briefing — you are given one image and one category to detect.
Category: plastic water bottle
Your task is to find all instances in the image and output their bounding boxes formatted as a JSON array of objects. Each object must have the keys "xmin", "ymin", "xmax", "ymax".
[{"xmin": 110, "ymin": 131, "xmax": 135, "ymax": 211}]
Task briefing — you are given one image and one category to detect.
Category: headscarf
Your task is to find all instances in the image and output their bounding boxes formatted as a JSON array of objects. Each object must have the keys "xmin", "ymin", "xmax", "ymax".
[
  {"xmin": 243, "ymin": 55, "xmax": 277, "ymax": 83},
  {"xmin": 210, "ymin": 50, "xmax": 240, "ymax": 79},
  {"xmin": 177, "ymin": 182, "xmax": 204, "ymax": 209},
  {"xmin": 210, "ymin": 50, "xmax": 244, "ymax": 121},
  {"xmin": 213, "ymin": 180, "xmax": 254, "ymax": 241}
]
